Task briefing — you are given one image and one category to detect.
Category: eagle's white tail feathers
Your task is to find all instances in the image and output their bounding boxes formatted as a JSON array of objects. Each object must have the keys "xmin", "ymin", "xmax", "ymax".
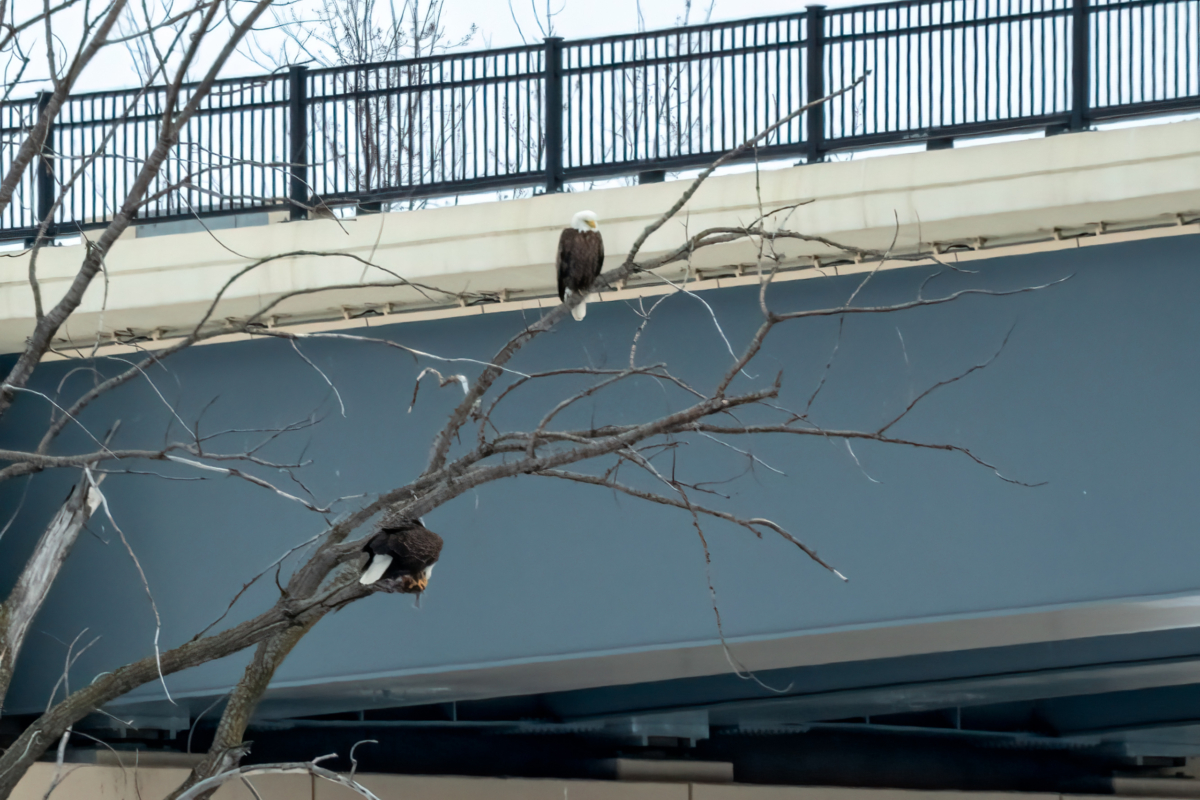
[
  {"xmin": 359, "ymin": 553, "xmax": 393, "ymax": 585},
  {"xmin": 571, "ymin": 295, "xmax": 588, "ymax": 321}
]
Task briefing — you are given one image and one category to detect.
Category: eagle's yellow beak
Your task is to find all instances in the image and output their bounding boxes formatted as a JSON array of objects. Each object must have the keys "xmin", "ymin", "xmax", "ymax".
[{"xmin": 587, "ymin": 220, "xmax": 597, "ymax": 229}]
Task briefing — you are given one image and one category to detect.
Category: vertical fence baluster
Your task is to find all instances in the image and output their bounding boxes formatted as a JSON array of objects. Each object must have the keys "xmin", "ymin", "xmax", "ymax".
[
  {"xmin": 806, "ymin": 5, "xmax": 827, "ymax": 163},
  {"xmin": 1070, "ymin": 0, "xmax": 1090, "ymax": 128},
  {"xmin": 544, "ymin": 37, "xmax": 564, "ymax": 193},
  {"xmin": 288, "ymin": 65, "xmax": 310, "ymax": 220}
]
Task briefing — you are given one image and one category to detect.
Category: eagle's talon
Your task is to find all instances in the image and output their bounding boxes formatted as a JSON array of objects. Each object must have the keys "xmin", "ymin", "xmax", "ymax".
[{"xmin": 398, "ymin": 575, "xmax": 428, "ymax": 593}]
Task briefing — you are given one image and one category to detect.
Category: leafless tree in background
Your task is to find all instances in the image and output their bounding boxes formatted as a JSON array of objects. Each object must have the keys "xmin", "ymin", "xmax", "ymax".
[
  {"xmin": 250, "ymin": 0, "xmax": 725, "ymax": 215},
  {"xmin": 502, "ymin": 0, "xmax": 721, "ymax": 197},
  {"xmin": 0, "ymin": 9, "xmax": 1063, "ymax": 794},
  {"xmin": 251, "ymin": 0, "xmax": 474, "ymax": 68},
  {"xmin": 240, "ymin": 0, "xmax": 477, "ymax": 213}
]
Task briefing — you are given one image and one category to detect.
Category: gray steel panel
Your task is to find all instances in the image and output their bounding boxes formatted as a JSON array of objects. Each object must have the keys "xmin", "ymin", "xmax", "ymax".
[{"xmin": 3, "ymin": 234, "xmax": 1199, "ymax": 719}]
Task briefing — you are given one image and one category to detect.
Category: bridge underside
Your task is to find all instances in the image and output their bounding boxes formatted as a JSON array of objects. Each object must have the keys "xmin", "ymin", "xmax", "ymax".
[{"xmin": 62, "ymin": 607, "xmax": 1200, "ymax": 791}]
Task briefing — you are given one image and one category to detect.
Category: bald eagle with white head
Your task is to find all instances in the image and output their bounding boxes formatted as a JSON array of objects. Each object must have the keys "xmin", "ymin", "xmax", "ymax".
[{"xmin": 557, "ymin": 210, "xmax": 604, "ymax": 321}]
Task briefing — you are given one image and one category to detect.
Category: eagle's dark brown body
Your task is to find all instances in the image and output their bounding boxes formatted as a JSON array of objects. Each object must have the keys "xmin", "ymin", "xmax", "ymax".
[
  {"xmin": 557, "ymin": 226, "xmax": 604, "ymax": 320},
  {"xmin": 359, "ymin": 512, "xmax": 443, "ymax": 594}
]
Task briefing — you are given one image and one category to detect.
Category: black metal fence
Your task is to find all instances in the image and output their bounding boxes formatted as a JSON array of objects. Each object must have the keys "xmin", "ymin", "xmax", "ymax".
[{"xmin": 2, "ymin": 0, "xmax": 1198, "ymax": 241}]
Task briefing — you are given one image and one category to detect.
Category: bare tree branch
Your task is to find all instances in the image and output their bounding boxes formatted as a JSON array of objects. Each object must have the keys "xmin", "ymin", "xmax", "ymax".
[
  {"xmin": 174, "ymin": 757, "xmax": 383, "ymax": 800},
  {"xmin": 536, "ymin": 469, "xmax": 845, "ymax": 579}
]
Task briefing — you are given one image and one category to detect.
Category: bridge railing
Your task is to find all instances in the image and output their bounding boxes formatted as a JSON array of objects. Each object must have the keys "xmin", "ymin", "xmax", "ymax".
[
  {"xmin": 304, "ymin": 44, "xmax": 548, "ymax": 208},
  {"xmin": 2, "ymin": 0, "xmax": 1198, "ymax": 241}
]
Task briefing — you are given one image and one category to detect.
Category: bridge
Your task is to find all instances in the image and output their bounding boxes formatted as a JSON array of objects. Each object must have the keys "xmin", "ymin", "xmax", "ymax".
[{"xmin": 3, "ymin": 1, "xmax": 1200, "ymax": 796}]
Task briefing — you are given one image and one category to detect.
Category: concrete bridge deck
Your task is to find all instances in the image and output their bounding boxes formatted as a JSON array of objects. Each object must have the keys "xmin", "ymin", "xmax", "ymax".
[{"xmin": 3, "ymin": 119, "xmax": 1198, "ymax": 358}]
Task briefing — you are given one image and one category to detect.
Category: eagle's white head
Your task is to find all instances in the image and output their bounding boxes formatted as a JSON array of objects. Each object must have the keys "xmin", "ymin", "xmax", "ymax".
[{"xmin": 571, "ymin": 210, "xmax": 599, "ymax": 232}]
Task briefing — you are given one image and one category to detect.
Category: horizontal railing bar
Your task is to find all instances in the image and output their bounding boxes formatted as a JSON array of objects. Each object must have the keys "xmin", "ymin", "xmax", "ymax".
[
  {"xmin": 562, "ymin": 40, "xmax": 809, "ymax": 76},
  {"xmin": 317, "ymin": 173, "xmax": 547, "ymax": 205},
  {"xmin": 306, "ymin": 44, "xmax": 543, "ymax": 78},
  {"xmin": 46, "ymin": 100, "xmax": 290, "ymax": 130},
  {"xmin": 1089, "ymin": 0, "xmax": 1189, "ymax": 8},
  {"xmin": 824, "ymin": 114, "xmax": 1073, "ymax": 149},
  {"xmin": 562, "ymin": 146, "xmax": 810, "ymax": 181},
  {"xmin": 29, "ymin": 75, "xmax": 287, "ymax": 106},
  {"xmin": 1, "ymin": 100, "xmax": 286, "ymax": 135},
  {"xmin": 1, "ymin": 201, "xmax": 294, "ymax": 239},
  {"xmin": 307, "ymin": 73, "xmax": 546, "ymax": 103},
  {"xmin": 825, "ymin": 0, "xmax": 1070, "ymax": 18},
  {"xmin": 565, "ymin": 11, "xmax": 809, "ymax": 48},
  {"xmin": 1089, "ymin": 97, "xmax": 1200, "ymax": 121},
  {"xmin": 827, "ymin": 7, "xmax": 1073, "ymax": 44},
  {"xmin": 1090, "ymin": 0, "xmax": 1196, "ymax": 7}
]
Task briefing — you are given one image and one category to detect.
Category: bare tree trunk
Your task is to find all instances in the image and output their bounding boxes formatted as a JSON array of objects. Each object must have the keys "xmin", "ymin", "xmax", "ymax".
[
  {"xmin": 0, "ymin": 478, "xmax": 100, "ymax": 713},
  {"xmin": 0, "ymin": 573, "xmax": 368, "ymax": 800},
  {"xmin": 165, "ymin": 620, "xmax": 319, "ymax": 800}
]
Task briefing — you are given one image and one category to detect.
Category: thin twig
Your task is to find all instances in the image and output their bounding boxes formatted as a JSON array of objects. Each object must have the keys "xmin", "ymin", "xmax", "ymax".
[
  {"xmin": 84, "ymin": 469, "xmax": 173, "ymax": 704},
  {"xmin": 289, "ymin": 339, "xmax": 346, "ymax": 418}
]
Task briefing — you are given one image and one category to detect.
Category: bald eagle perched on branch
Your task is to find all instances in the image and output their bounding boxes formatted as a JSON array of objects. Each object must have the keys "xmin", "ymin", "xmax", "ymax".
[
  {"xmin": 359, "ymin": 513, "xmax": 443, "ymax": 595},
  {"xmin": 557, "ymin": 210, "xmax": 604, "ymax": 321}
]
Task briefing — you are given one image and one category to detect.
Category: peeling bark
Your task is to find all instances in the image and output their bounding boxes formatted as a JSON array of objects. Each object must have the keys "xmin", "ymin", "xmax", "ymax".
[{"xmin": 0, "ymin": 478, "xmax": 100, "ymax": 713}]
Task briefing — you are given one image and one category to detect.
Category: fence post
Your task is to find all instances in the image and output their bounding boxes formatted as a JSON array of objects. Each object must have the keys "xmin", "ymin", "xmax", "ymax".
[
  {"xmin": 805, "ymin": 5, "xmax": 827, "ymax": 163},
  {"xmin": 34, "ymin": 91, "xmax": 56, "ymax": 238},
  {"xmin": 544, "ymin": 37, "xmax": 564, "ymax": 193},
  {"xmin": 1069, "ymin": 0, "xmax": 1090, "ymax": 131},
  {"xmin": 288, "ymin": 65, "xmax": 309, "ymax": 220}
]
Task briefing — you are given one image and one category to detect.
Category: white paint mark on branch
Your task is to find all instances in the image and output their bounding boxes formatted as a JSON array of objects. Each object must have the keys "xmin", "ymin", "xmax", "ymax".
[{"xmin": 164, "ymin": 455, "xmax": 332, "ymax": 513}]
